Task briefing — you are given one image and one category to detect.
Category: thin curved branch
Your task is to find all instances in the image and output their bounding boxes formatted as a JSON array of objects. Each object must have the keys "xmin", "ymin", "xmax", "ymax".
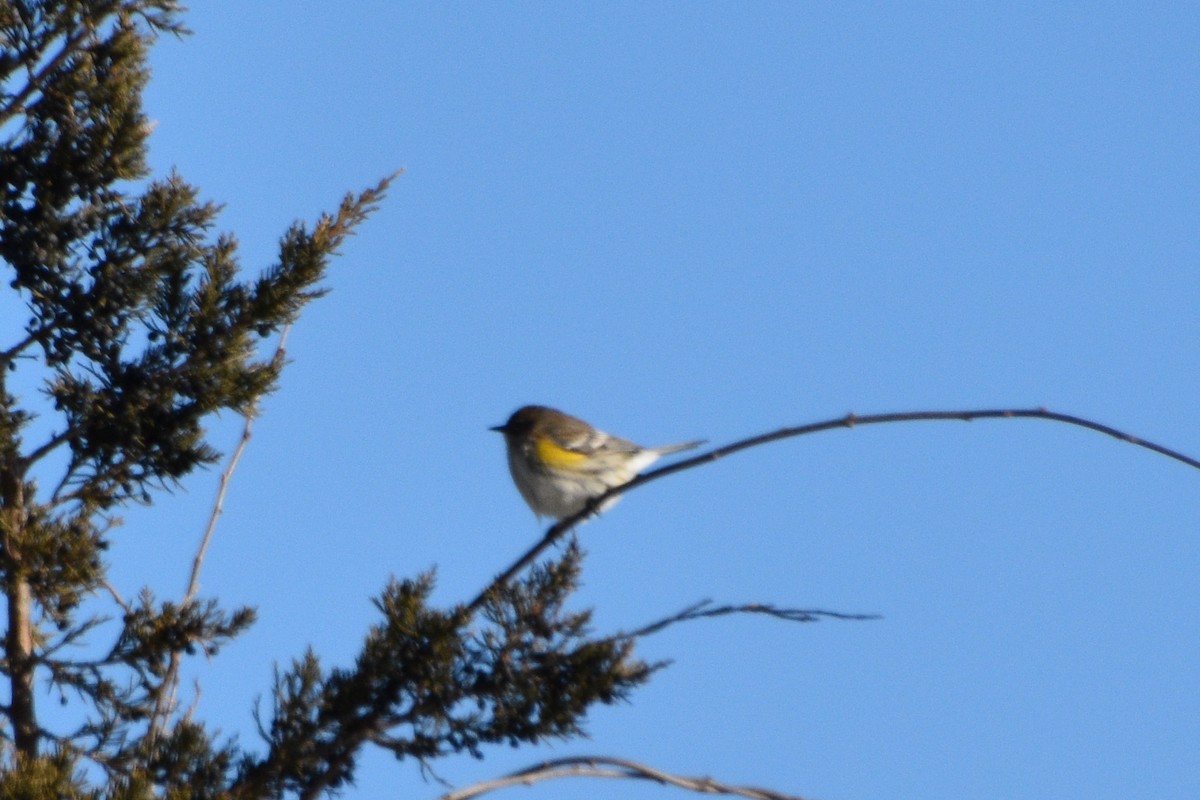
[
  {"xmin": 468, "ymin": 407, "xmax": 1200, "ymax": 611},
  {"xmin": 439, "ymin": 755, "xmax": 808, "ymax": 800},
  {"xmin": 621, "ymin": 599, "xmax": 880, "ymax": 640},
  {"xmin": 98, "ymin": 576, "xmax": 132, "ymax": 617}
]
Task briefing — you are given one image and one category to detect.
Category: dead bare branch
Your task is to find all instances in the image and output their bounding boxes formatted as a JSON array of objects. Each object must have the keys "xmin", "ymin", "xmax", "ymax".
[
  {"xmin": 184, "ymin": 324, "xmax": 291, "ymax": 605},
  {"xmin": 439, "ymin": 755, "xmax": 809, "ymax": 800},
  {"xmin": 622, "ymin": 599, "xmax": 879, "ymax": 640}
]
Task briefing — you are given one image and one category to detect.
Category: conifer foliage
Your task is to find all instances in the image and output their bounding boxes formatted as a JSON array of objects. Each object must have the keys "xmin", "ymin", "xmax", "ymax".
[{"xmin": 0, "ymin": 3, "xmax": 651, "ymax": 796}]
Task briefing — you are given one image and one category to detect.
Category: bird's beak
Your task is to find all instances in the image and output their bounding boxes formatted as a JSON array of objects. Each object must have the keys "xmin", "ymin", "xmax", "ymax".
[{"xmin": 489, "ymin": 424, "xmax": 506, "ymax": 433}]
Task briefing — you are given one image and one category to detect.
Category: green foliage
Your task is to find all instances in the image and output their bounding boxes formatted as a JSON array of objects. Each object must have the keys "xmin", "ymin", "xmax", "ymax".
[
  {"xmin": 240, "ymin": 544, "xmax": 655, "ymax": 798},
  {"xmin": 0, "ymin": 752, "xmax": 98, "ymax": 800},
  {"xmin": 0, "ymin": 2, "xmax": 661, "ymax": 797}
]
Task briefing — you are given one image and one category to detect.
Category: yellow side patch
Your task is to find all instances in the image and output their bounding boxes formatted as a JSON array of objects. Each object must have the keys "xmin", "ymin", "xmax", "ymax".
[{"xmin": 534, "ymin": 435, "xmax": 589, "ymax": 469}]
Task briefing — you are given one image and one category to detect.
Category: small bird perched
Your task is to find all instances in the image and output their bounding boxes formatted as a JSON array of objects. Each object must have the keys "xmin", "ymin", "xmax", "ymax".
[{"xmin": 491, "ymin": 405, "xmax": 705, "ymax": 520}]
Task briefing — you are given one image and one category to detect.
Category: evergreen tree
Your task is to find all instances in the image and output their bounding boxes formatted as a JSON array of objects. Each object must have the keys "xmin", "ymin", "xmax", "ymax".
[{"xmin": 1, "ymin": 2, "xmax": 654, "ymax": 796}]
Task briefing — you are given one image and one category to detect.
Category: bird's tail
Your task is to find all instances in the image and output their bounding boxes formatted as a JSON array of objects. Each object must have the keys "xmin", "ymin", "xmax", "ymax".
[{"xmin": 650, "ymin": 439, "xmax": 706, "ymax": 456}]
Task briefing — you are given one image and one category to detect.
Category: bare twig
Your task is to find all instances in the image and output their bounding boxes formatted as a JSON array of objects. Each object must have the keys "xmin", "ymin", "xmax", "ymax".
[
  {"xmin": 621, "ymin": 599, "xmax": 879, "ymax": 640},
  {"xmin": 184, "ymin": 328, "xmax": 291, "ymax": 603},
  {"xmin": 439, "ymin": 755, "xmax": 809, "ymax": 800},
  {"xmin": 146, "ymin": 326, "xmax": 291, "ymax": 745},
  {"xmin": 416, "ymin": 755, "xmax": 454, "ymax": 790},
  {"xmin": 38, "ymin": 615, "xmax": 109, "ymax": 656},
  {"xmin": 468, "ymin": 407, "xmax": 1200, "ymax": 611},
  {"xmin": 98, "ymin": 577, "xmax": 132, "ymax": 617}
]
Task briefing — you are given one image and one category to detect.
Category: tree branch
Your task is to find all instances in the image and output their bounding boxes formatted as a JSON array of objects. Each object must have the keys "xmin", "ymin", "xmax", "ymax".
[
  {"xmin": 1, "ymin": 1, "xmax": 184, "ymax": 125},
  {"xmin": 146, "ymin": 325, "xmax": 291, "ymax": 745},
  {"xmin": 185, "ymin": 323, "xmax": 290, "ymax": 605},
  {"xmin": 621, "ymin": 599, "xmax": 879, "ymax": 640},
  {"xmin": 22, "ymin": 426, "xmax": 77, "ymax": 472},
  {"xmin": 468, "ymin": 407, "xmax": 1200, "ymax": 611},
  {"xmin": 439, "ymin": 755, "xmax": 809, "ymax": 800},
  {"xmin": 0, "ymin": 17, "xmax": 93, "ymax": 125},
  {"xmin": 0, "ymin": 330, "xmax": 40, "ymax": 369}
]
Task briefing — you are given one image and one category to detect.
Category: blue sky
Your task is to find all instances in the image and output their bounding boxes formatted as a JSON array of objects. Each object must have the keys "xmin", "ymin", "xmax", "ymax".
[{"xmin": 33, "ymin": 3, "xmax": 1200, "ymax": 798}]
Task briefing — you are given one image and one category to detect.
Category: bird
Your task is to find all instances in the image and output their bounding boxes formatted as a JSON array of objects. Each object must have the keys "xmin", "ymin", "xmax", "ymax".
[{"xmin": 491, "ymin": 405, "xmax": 705, "ymax": 520}]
